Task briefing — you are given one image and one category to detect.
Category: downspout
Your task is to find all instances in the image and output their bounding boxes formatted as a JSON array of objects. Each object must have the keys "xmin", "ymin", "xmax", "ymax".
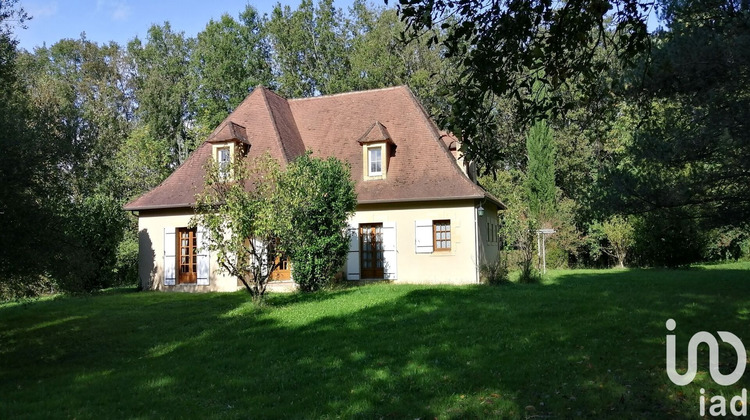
[{"xmin": 474, "ymin": 200, "xmax": 480, "ymax": 284}]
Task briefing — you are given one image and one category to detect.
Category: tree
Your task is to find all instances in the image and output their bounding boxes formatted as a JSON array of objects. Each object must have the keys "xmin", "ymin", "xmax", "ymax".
[
  {"xmin": 606, "ymin": 0, "xmax": 750, "ymax": 227},
  {"xmin": 391, "ymin": 0, "xmax": 653, "ymax": 174},
  {"xmin": 277, "ymin": 152, "xmax": 357, "ymax": 292},
  {"xmin": 190, "ymin": 6, "xmax": 273, "ymax": 129},
  {"xmin": 128, "ymin": 23, "xmax": 195, "ymax": 166},
  {"xmin": 193, "ymin": 152, "xmax": 285, "ymax": 301},
  {"xmin": 267, "ymin": 0, "xmax": 350, "ymax": 97},
  {"xmin": 589, "ymin": 215, "xmax": 634, "ymax": 267},
  {"xmin": 525, "ymin": 119, "xmax": 556, "ymax": 220}
]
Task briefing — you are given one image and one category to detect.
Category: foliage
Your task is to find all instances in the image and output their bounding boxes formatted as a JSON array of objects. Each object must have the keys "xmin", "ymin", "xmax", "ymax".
[
  {"xmin": 267, "ymin": 0, "xmax": 351, "ymax": 97},
  {"xmin": 392, "ymin": 0, "xmax": 652, "ymax": 173},
  {"xmin": 480, "ymin": 256, "xmax": 510, "ymax": 285},
  {"xmin": 277, "ymin": 152, "xmax": 357, "ymax": 292},
  {"xmin": 629, "ymin": 209, "xmax": 707, "ymax": 267},
  {"xmin": 525, "ymin": 119, "xmax": 556, "ymax": 220},
  {"xmin": 703, "ymin": 226, "xmax": 750, "ymax": 262},
  {"xmin": 53, "ymin": 194, "xmax": 128, "ymax": 293},
  {"xmin": 607, "ymin": 1, "xmax": 750, "ymax": 226},
  {"xmin": 190, "ymin": 6, "xmax": 273, "ymax": 128},
  {"xmin": 114, "ymin": 230, "xmax": 140, "ymax": 287},
  {"xmin": 128, "ymin": 23, "xmax": 196, "ymax": 166},
  {"xmin": 193, "ymin": 152, "xmax": 284, "ymax": 302},
  {"xmin": 588, "ymin": 215, "xmax": 635, "ymax": 267}
]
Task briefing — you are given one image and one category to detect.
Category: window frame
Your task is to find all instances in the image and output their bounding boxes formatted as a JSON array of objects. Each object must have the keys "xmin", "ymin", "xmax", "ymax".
[
  {"xmin": 432, "ymin": 219, "xmax": 451, "ymax": 252},
  {"xmin": 216, "ymin": 146, "xmax": 231, "ymax": 179},
  {"xmin": 368, "ymin": 146, "xmax": 382, "ymax": 177}
]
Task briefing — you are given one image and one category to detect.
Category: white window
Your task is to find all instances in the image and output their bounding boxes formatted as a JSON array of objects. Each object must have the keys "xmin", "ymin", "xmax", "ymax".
[
  {"xmin": 217, "ymin": 146, "xmax": 230, "ymax": 178},
  {"xmin": 368, "ymin": 146, "xmax": 382, "ymax": 176}
]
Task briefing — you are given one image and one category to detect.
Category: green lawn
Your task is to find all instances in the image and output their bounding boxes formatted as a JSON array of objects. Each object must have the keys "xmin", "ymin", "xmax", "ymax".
[{"xmin": 1, "ymin": 262, "xmax": 749, "ymax": 419}]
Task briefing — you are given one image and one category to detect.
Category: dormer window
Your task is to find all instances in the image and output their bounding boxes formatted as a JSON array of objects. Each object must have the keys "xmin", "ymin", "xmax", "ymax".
[
  {"xmin": 217, "ymin": 146, "xmax": 231, "ymax": 178},
  {"xmin": 206, "ymin": 121, "xmax": 249, "ymax": 182},
  {"xmin": 358, "ymin": 121, "xmax": 394, "ymax": 181},
  {"xmin": 368, "ymin": 146, "xmax": 382, "ymax": 176}
]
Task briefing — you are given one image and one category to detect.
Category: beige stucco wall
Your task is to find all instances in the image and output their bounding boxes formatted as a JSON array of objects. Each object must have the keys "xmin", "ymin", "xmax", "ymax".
[
  {"xmin": 351, "ymin": 200, "xmax": 489, "ymax": 284},
  {"xmin": 136, "ymin": 209, "xmax": 238, "ymax": 292},
  {"xmin": 136, "ymin": 199, "xmax": 501, "ymax": 291}
]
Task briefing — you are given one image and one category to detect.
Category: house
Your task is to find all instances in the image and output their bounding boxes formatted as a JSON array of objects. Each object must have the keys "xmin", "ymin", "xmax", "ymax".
[{"xmin": 124, "ymin": 86, "xmax": 504, "ymax": 291}]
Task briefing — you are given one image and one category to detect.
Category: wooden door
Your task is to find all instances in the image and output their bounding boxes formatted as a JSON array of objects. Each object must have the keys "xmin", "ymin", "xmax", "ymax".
[
  {"xmin": 270, "ymin": 254, "xmax": 291, "ymax": 281},
  {"xmin": 359, "ymin": 223, "xmax": 384, "ymax": 279},
  {"xmin": 177, "ymin": 228, "xmax": 197, "ymax": 284}
]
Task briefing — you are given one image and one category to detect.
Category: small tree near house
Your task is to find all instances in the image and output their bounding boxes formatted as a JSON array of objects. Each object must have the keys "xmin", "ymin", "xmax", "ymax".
[
  {"xmin": 192, "ymin": 152, "xmax": 284, "ymax": 302},
  {"xmin": 277, "ymin": 152, "xmax": 357, "ymax": 292},
  {"xmin": 192, "ymin": 150, "xmax": 357, "ymax": 300}
]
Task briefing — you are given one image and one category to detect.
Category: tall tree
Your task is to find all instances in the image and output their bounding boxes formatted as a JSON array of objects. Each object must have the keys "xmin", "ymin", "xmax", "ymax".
[
  {"xmin": 191, "ymin": 6, "xmax": 273, "ymax": 129},
  {"xmin": 525, "ymin": 119, "xmax": 556, "ymax": 220},
  {"xmin": 391, "ymin": 0, "xmax": 654, "ymax": 173},
  {"xmin": 607, "ymin": 0, "xmax": 750, "ymax": 226},
  {"xmin": 267, "ymin": 0, "xmax": 351, "ymax": 97},
  {"xmin": 128, "ymin": 23, "xmax": 195, "ymax": 166}
]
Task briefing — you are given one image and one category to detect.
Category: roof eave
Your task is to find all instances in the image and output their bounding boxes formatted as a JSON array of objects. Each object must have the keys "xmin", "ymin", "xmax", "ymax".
[{"xmin": 123, "ymin": 203, "xmax": 194, "ymax": 212}]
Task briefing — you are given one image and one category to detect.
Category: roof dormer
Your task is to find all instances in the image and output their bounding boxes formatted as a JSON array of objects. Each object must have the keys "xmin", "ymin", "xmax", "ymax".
[
  {"xmin": 358, "ymin": 121, "xmax": 394, "ymax": 181},
  {"xmin": 207, "ymin": 121, "xmax": 250, "ymax": 179}
]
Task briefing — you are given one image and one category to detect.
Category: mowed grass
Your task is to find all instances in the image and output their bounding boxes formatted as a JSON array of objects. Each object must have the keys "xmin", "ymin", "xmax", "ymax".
[{"xmin": 1, "ymin": 262, "xmax": 749, "ymax": 419}]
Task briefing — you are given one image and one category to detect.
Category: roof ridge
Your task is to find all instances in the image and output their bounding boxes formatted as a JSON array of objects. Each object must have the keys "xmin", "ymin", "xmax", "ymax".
[
  {"xmin": 258, "ymin": 86, "xmax": 294, "ymax": 164},
  {"xmin": 205, "ymin": 88, "xmax": 262, "ymax": 140},
  {"xmin": 288, "ymin": 85, "xmax": 408, "ymax": 102}
]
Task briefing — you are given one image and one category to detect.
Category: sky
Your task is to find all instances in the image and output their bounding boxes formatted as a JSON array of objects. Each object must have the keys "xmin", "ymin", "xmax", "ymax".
[
  {"xmin": 14, "ymin": 0, "xmax": 358, "ymax": 51},
  {"xmin": 14, "ymin": 0, "xmax": 661, "ymax": 52}
]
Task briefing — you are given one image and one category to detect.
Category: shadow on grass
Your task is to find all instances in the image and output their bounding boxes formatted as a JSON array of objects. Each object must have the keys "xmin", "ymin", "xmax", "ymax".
[{"xmin": 1, "ymin": 267, "xmax": 749, "ymax": 418}]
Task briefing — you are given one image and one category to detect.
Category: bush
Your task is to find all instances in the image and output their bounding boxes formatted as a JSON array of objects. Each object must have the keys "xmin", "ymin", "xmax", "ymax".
[
  {"xmin": 114, "ymin": 234, "xmax": 139, "ymax": 287},
  {"xmin": 703, "ymin": 226, "xmax": 750, "ymax": 262},
  {"xmin": 630, "ymin": 211, "xmax": 706, "ymax": 267},
  {"xmin": 277, "ymin": 153, "xmax": 357, "ymax": 293},
  {"xmin": 480, "ymin": 256, "xmax": 510, "ymax": 285}
]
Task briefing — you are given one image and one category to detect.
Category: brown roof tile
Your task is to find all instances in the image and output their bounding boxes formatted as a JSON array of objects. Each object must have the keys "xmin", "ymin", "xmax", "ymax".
[{"xmin": 124, "ymin": 86, "xmax": 503, "ymax": 211}]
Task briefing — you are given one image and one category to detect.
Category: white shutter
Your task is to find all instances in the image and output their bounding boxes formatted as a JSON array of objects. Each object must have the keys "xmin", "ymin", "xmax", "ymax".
[
  {"xmin": 382, "ymin": 222, "xmax": 397, "ymax": 280},
  {"xmin": 415, "ymin": 220, "xmax": 433, "ymax": 254},
  {"xmin": 196, "ymin": 228, "xmax": 210, "ymax": 285},
  {"xmin": 252, "ymin": 238, "xmax": 267, "ymax": 275},
  {"xmin": 164, "ymin": 227, "xmax": 176, "ymax": 286},
  {"xmin": 346, "ymin": 225, "xmax": 360, "ymax": 280}
]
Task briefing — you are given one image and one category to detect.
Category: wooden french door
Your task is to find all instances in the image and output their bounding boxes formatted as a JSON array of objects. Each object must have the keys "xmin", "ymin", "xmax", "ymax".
[
  {"xmin": 359, "ymin": 223, "xmax": 384, "ymax": 279},
  {"xmin": 177, "ymin": 227, "xmax": 197, "ymax": 284},
  {"xmin": 270, "ymin": 254, "xmax": 291, "ymax": 281}
]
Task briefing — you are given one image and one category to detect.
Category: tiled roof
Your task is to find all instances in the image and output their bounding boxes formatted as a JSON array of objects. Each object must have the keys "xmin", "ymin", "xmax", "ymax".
[
  {"xmin": 124, "ymin": 86, "xmax": 503, "ymax": 211},
  {"xmin": 207, "ymin": 121, "xmax": 248, "ymax": 144}
]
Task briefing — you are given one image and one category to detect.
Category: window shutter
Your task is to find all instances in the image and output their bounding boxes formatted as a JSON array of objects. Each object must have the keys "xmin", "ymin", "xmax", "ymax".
[
  {"xmin": 346, "ymin": 225, "xmax": 360, "ymax": 280},
  {"xmin": 164, "ymin": 227, "xmax": 176, "ymax": 286},
  {"xmin": 196, "ymin": 228, "xmax": 210, "ymax": 285},
  {"xmin": 382, "ymin": 222, "xmax": 397, "ymax": 280},
  {"xmin": 415, "ymin": 220, "xmax": 433, "ymax": 254},
  {"xmin": 251, "ymin": 238, "xmax": 267, "ymax": 275}
]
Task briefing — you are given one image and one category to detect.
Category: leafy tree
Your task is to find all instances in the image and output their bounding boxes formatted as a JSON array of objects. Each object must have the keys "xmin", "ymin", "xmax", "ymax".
[
  {"xmin": 588, "ymin": 215, "xmax": 635, "ymax": 267},
  {"xmin": 267, "ymin": 0, "xmax": 351, "ymax": 97},
  {"xmin": 391, "ymin": 0, "xmax": 653, "ymax": 174},
  {"xmin": 191, "ymin": 6, "xmax": 273, "ymax": 129},
  {"xmin": 193, "ymin": 152, "xmax": 284, "ymax": 302},
  {"xmin": 277, "ymin": 152, "xmax": 357, "ymax": 292},
  {"xmin": 525, "ymin": 119, "xmax": 556, "ymax": 220},
  {"xmin": 128, "ymin": 23, "xmax": 196, "ymax": 166}
]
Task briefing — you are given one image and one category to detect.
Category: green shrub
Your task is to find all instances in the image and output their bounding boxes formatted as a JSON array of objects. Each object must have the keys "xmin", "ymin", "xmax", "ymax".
[{"xmin": 480, "ymin": 256, "xmax": 510, "ymax": 285}]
